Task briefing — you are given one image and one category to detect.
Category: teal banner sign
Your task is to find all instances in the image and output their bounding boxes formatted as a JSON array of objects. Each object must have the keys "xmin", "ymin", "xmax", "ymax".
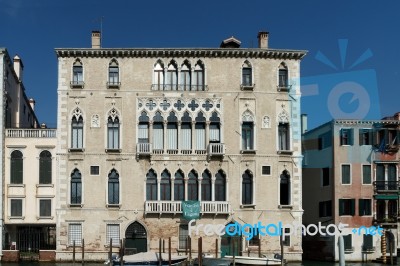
[{"xmin": 182, "ymin": 201, "xmax": 200, "ymax": 220}]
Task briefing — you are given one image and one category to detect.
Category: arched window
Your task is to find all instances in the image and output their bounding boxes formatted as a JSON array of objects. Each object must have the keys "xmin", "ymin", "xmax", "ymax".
[
  {"xmin": 167, "ymin": 112, "xmax": 178, "ymax": 153},
  {"xmin": 166, "ymin": 61, "xmax": 178, "ymax": 90},
  {"xmin": 138, "ymin": 112, "xmax": 149, "ymax": 143},
  {"xmin": 108, "ymin": 169, "xmax": 120, "ymax": 204},
  {"xmin": 215, "ymin": 170, "xmax": 226, "ymax": 201},
  {"xmin": 195, "ymin": 112, "xmax": 206, "ymax": 152},
  {"xmin": 188, "ymin": 170, "xmax": 198, "ymax": 201},
  {"xmin": 242, "ymin": 170, "xmax": 253, "ymax": 205},
  {"xmin": 70, "ymin": 169, "xmax": 82, "ymax": 205},
  {"xmin": 210, "ymin": 112, "xmax": 220, "ymax": 143},
  {"xmin": 146, "ymin": 169, "xmax": 157, "ymax": 201},
  {"xmin": 280, "ymin": 170, "xmax": 290, "ymax": 205},
  {"xmin": 160, "ymin": 170, "xmax": 171, "ymax": 200},
  {"xmin": 10, "ymin": 150, "xmax": 23, "ymax": 184},
  {"xmin": 153, "ymin": 111, "xmax": 164, "ymax": 152},
  {"xmin": 107, "ymin": 110, "xmax": 120, "ymax": 150},
  {"xmin": 71, "ymin": 110, "xmax": 83, "ymax": 149},
  {"xmin": 193, "ymin": 61, "xmax": 204, "ymax": 91},
  {"xmin": 201, "ymin": 170, "xmax": 212, "ymax": 201},
  {"xmin": 278, "ymin": 110, "xmax": 290, "ymax": 151},
  {"xmin": 242, "ymin": 61, "xmax": 252, "ymax": 86},
  {"xmin": 39, "ymin": 150, "xmax": 52, "ymax": 184},
  {"xmin": 72, "ymin": 59, "xmax": 83, "ymax": 85},
  {"xmin": 181, "ymin": 112, "xmax": 192, "ymax": 153},
  {"xmin": 278, "ymin": 63, "xmax": 289, "ymax": 90},
  {"xmin": 108, "ymin": 59, "xmax": 119, "ymax": 86},
  {"xmin": 242, "ymin": 111, "xmax": 254, "ymax": 150},
  {"xmin": 180, "ymin": 61, "xmax": 191, "ymax": 91},
  {"xmin": 174, "ymin": 170, "xmax": 185, "ymax": 201},
  {"xmin": 153, "ymin": 61, "xmax": 164, "ymax": 90}
]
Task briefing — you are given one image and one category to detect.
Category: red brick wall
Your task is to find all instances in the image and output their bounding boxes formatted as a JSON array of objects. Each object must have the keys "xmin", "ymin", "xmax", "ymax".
[
  {"xmin": 39, "ymin": 250, "xmax": 56, "ymax": 262},
  {"xmin": 2, "ymin": 250, "xmax": 20, "ymax": 262}
]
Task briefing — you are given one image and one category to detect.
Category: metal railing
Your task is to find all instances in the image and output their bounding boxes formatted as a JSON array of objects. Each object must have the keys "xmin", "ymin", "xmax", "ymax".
[
  {"xmin": 373, "ymin": 181, "xmax": 399, "ymax": 191},
  {"xmin": 6, "ymin": 128, "xmax": 57, "ymax": 138}
]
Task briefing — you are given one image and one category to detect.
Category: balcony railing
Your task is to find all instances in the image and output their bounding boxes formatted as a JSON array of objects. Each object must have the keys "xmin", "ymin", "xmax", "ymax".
[
  {"xmin": 374, "ymin": 214, "xmax": 398, "ymax": 224},
  {"xmin": 277, "ymin": 84, "xmax": 292, "ymax": 92},
  {"xmin": 107, "ymin": 81, "xmax": 121, "ymax": 89},
  {"xmin": 70, "ymin": 81, "xmax": 84, "ymax": 88},
  {"xmin": 145, "ymin": 201, "xmax": 230, "ymax": 215},
  {"xmin": 6, "ymin": 129, "xmax": 57, "ymax": 138},
  {"xmin": 373, "ymin": 181, "xmax": 399, "ymax": 191},
  {"xmin": 136, "ymin": 143, "xmax": 152, "ymax": 155},
  {"xmin": 208, "ymin": 143, "xmax": 225, "ymax": 156},
  {"xmin": 152, "ymin": 84, "xmax": 207, "ymax": 91}
]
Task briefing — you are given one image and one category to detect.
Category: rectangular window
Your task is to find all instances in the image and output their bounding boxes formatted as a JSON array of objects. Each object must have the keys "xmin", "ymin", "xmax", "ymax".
[
  {"xmin": 249, "ymin": 233, "xmax": 260, "ymax": 247},
  {"xmin": 209, "ymin": 124, "xmax": 220, "ymax": 142},
  {"xmin": 10, "ymin": 199, "xmax": 22, "ymax": 217},
  {"xmin": 283, "ymin": 228, "xmax": 290, "ymax": 246},
  {"xmin": 319, "ymin": 200, "xmax": 332, "ymax": 217},
  {"xmin": 340, "ymin": 128, "xmax": 353, "ymax": 146},
  {"xmin": 343, "ymin": 234, "xmax": 353, "ymax": 251},
  {"xmin": 359, "ymin": 199, "xmax": 372, "ymax": 216},
  {"xmin": 167, "ymin": 123, "xmax": 178, "ymax": 150},
  {"xmin": 363, "ymin": 235, "xmax": 373, "ymax": 251},
  {"xmin": 106, "ymin": 224, "xmax": 120, "ymax": 246},
  {"xmin": 359, "ymin": 129, "xmax": 372, "ymax": 145},
  {"xmin": 90, "ymin": 166, "xmax": 99, "ymax": 175},
  {"xmin": 339, "ymin": 199, "xmax": 355, "ymax": 216},
  {"xmin": 261, "ymin": 166, "xmax": 271, "ymax": 175},
  {"xmin": 242, "ymin": 122, "xmax": 254, "ymax": 150},
  {"xmin": 179, "ymin": 224, "xmax": 188, "ymax": 250},
  {"xmin": 39, "ymin": 199, "xmax": 51, "ymax": 217},
  {"xmin": 322, "ymin": 167, "xmax": 330, "ymax": 186},
  {"xmin": 278, "ymin": 69, "xmax": 288, "ymax": 87},
  {"xmin": 68, "ymin": 223, "xmax": 82, "ymax": 246},
  {"xmin": 362, "ymin": 165, "xmax": 371, "ymax": 184},
  {"xmin": 73, "ymin": 66, "xmax": 83, "ymax": 84},
  {"xmin": 109, "ymin": 67, "xmax": 119, "ymax": 84},
  {"xmin": 318, "ymin": 132, "xmax": 332, "ymax": 150},
  {"xmin": 341, "ymin": 164, "xmax": 351, "ymax": 184}
]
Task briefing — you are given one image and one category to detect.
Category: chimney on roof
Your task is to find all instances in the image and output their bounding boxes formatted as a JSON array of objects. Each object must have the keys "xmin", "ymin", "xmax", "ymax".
[
  {"xmin": 257, "ymin": 31, "xmax": 269, "ymax": 49},
  {"xmin": 29, "ymin": 98, "xmax": 35, "ymax": 111},
  {"xmin": 91, "ymin": 31, "xmax": 101, "ymax": 49},
  {"xmin": 13, "ymin": 55, "xmax": 24, "ymax": 82}
]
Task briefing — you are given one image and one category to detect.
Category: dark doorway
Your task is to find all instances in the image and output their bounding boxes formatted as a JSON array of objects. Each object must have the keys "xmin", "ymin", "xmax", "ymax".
[{"xmin": 125, "ymin": 222, "xmax": 147, "ymax": 254}]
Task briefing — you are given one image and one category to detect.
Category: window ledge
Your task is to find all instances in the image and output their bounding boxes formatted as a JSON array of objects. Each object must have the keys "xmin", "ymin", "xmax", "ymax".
[
  {"xmin": 36, "ymin": 184, "xmax": 54, "ymax": 188},
  {"xmin": 240, "ymin": 204, "xmax": 256, "ymax": 209},
  {"xmin": 69, "ymin": 148, "xmax": 85, "ymax": 152},
  {"xmin": 277, "ymin": 150, "xmax": 293, "ymax": 155},
  {"xmin": 70, "ymin": 82, "xmax": 85, "ymax": 89},
  {"xmin": 240, "ymin": 84, "xmax": 255, "ymax": 91},
  {"xmin": 362, "ymin": 248, "xmax": 375, "ymax": 254},
  {"xmin": 344, "ymin": 247, "xmax": 354, "ymax": 254},
  {"xmin": 105, "ymin": 149, "xmax": 121, "ymax": 153},
  {"xmin": 241, "ymin": 150, "xmax": 256, "ymax": 154},
  {"xmin": 279, "ymin": 205, "xmax": 293, "ymax": 209},
  {"xmin": 277, "ymin": 85, "xmax": 292, "ymax": 92},
  {"xmin": 107, "ymin": 204, "xmax": 121, "ymax": 208},
  {"xmin": 69, "ymin": 204, "xmax": 83, "ymax": 208},
  {"xmin": 107, "ymin": 82, "xmax": 121, "ymax": 89},
  {"xmin": 37, "ymin": 216, "xmax": 54, "ymax": 220},
  {"xmin": 8, "ymin": 184, "xmax": 25, "ymax": 188},
  {"xmin": 8, "ymin": 216, "xmax": 25, "ymax": 220}
]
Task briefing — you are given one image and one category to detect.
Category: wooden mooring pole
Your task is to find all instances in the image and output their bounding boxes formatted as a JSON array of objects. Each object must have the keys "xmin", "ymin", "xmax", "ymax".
[
  {"xmin": 169, "ymin": 237, "xmax": 172, "ymax": 266},
  {"xmin": 73, "ymin": 240, "xmax": 76, "ymax": 264},
  {"xmin": 82, "ymin": 238, "xmax": 85, "ymax": 264}
]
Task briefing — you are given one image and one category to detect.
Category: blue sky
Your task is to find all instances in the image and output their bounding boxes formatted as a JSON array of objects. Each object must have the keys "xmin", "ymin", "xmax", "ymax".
[{"xmin": 0, "ymin": 0, "xmax": 399, "ymax": 129}]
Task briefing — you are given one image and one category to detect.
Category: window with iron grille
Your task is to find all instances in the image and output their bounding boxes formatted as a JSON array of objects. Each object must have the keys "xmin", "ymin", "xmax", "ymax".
[
  {"xmin": 179, "ymin": 224, "xmax": 188, "ymax": 250},
  {"xmin": 68, "ymin": 224, "xmax": 82, "ymax": 246},
  {"xmin": 90, "ymin": 166, "xmax": 99, "ymax": 175},
  {"xmin": 261, "ymin": 166, "xmax": 271, "ymax": 176},
  {"xmin": 39, "ymin": 199, "xmax": 51, "ymax": 217},
  {"xmin": 106, "ymin": 224, "xmax": 120, "ymax": 246}
]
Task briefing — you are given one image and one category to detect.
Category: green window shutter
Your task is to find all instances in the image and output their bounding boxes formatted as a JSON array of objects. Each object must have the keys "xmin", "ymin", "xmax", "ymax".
[
  {"xmin": 351, "ymin": 199, "xmax": 355, "ymax": 216},
  {"xmin": 339, "ymin": 199, "xmax": 344, "ymax": 215},
  {"xmin": 349, "ymin": 129, "xmax": 354, "ymax": 145},
  {"xmin": 359, "ymin": 199, "xmax": 364, "ymax": 216}
]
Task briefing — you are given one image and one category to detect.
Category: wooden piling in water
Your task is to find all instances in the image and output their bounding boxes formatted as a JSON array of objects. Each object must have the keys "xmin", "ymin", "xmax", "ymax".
[
  {"xmin": 188, "ymin": 236, "xmax": 192, "ymax": 262},
  {"xmin": 82, "ymin": 239, "xmax": 85, "ymax": 264},
  {"xmin": 198, "ymin": 237, "xmax": 202, "ymax": 266},
  {"xmin": 73, "ymin": 240, "xmax": 76, "ymax": 263},
  {"xmin": 159, "ymin": 238, "xmax": 162, "ymax": 266},
  {"xmin": 215, "ymin": 238, "xmax": 218, "ymax": 258},
  {"xmin": 109, "ymin": 238, "xmax": 113, "ymax": 266},
  {"xmin": 169, "ymin": 237, "xmax": 172, "ymax": 266}
]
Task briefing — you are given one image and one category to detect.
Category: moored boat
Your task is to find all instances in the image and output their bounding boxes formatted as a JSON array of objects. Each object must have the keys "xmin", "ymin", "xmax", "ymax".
[
  {"xmin": 223, "ymin": 255, "xmax": 281, "ymax": 265},
  {"xmin": 110, "ymin": 251, "xmax": 187, "ymax": 266}
]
